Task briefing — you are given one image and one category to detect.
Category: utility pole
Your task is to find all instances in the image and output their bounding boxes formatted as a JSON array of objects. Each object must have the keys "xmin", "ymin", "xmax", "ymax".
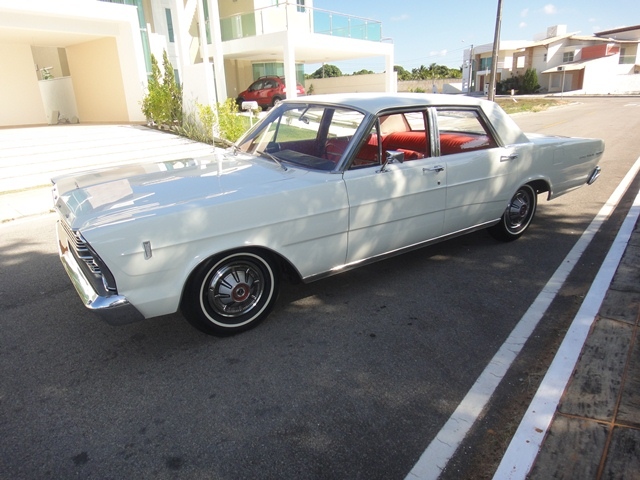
[
  {"xmin": 487, "ymin": 0, "xmax": 503, "ymax": 101},
  {"xmin": 468, "ymin": 44, "xmax": 474, "ymax": 93}
]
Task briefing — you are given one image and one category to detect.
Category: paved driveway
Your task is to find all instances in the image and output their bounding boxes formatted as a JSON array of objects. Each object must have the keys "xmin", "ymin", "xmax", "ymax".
[{"xmin": 0, "ymin": 124, "xmax": 214, "ymax": 192}]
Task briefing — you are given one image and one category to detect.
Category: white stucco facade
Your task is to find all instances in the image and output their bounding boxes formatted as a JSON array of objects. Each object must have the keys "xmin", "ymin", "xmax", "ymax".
[
  {"xmin": 462, "ymin": 25, "xmax": 640, "ymax": 95},
  {"xmin": 0, "ymin": 0, "xmax": 395, "ymax": 127},
  {"xmin": 0, "ymin": 0, "xmax": 148, "ymax": 127}
]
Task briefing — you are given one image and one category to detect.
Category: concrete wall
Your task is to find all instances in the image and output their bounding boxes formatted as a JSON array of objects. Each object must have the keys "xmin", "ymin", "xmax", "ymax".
[
  {"xmin": 304, "ymin": 72, "xmax": 397, "ymax": 95},
  {"xmin": 67, "ymin": 37, "xmax": 130, "ymax": 123},
  {"xmin": 182, "ymin": 62, "xmax": 216, "ymax": 121},
  {"xmin": 397, "ymin": 78, "xmax": 462, "ymax": 93},
  {"xmin": 0, "ymin": 43, "xmax": 47, "ymax": 127},
  {"xmin": 582, "ymin": 55, "xmax": 638, "ymax": 94},
  {"xmin": 304, "ymin": 74, "xmax": 463, "ymax": 95}
]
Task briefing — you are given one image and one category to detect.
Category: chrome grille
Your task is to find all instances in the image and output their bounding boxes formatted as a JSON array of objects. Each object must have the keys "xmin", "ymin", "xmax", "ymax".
[{"xmin": 60, "ymin": 218, "xmax": 102, "ymax": 275}]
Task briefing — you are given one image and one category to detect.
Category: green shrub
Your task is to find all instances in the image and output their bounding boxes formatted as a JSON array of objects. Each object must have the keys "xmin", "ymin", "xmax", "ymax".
[
  {"xmin": 177, "ymin": 99, "xmax": 248, "ymax": 145},
  {"xmin": 141, "ymin": 51, "xmax": 182, "ymax": 128},
  {"xmin": 497, "ymin": 68, "xmax": 540, "ymax": 95}
]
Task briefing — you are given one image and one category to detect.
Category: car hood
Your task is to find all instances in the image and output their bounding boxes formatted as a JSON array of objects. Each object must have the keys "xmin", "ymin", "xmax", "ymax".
[{"xmin": 52, "ymin": 150, "xmax": 304, "ymax": 229}]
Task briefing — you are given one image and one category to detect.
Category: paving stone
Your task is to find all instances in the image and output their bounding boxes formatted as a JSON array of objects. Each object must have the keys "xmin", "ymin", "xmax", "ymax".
[
  {"xmin": 559, "ymin": 318, "xmax": 633, "ymax": 421},
  {"xmin": 601, "ymin": 427, "xmax": 640, "ymax": 479},
  {"xmin": 617, "ymin": 332, "xmax": 640, "ymax": 428},
  {"xmin": 528, "ymin": 415, "xmax": 608, "ymax": 479},
  {"xmin": 599, "ymin": 290, "xmax": 640, "ymax": 325},
  {"xmin": 610, "ymin": 245, "xmax": 640, "ymax": 293}
]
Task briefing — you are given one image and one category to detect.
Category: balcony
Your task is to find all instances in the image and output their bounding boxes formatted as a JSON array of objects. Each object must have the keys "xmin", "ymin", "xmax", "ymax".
[{"xmin": 219, "ymin": 3, "xmax": 382, "ymax": 43}]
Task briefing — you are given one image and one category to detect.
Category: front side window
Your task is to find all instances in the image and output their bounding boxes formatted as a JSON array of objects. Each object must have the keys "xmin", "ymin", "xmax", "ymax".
[
  {"xmin": 435, "ymin": 109, "xmax": 497, "ymax": 155},
  {"xmin": 563, "ymin": 51, "xmax": 574, "ymax": 63},
  {"xmin": 350, "ymin": 110, "xmax": 430, "ymax": 169},
  {"xmin": 238, "ymin": 104, "xmax": 365, "ymax": 171}
]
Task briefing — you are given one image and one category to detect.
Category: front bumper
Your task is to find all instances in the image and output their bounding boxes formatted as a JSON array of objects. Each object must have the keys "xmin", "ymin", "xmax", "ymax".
[
  {"xmin": 57, "ymin": 221, "xmax": 145, "ymax": 326},
  {"xmin": 587, "ymin": 166, "xmax": 601, "ymax": 185}
]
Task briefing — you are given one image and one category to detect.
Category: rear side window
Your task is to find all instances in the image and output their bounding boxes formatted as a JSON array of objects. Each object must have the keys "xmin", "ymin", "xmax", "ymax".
[{"xmin": 435, "ymin": 109, "xmax": 497, "ymax": 155}]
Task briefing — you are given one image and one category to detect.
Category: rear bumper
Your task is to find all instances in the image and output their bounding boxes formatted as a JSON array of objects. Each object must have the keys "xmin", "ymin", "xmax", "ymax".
[{"xmin": 57, "ymin": 222, "xmax": 145, "ymax": 326}]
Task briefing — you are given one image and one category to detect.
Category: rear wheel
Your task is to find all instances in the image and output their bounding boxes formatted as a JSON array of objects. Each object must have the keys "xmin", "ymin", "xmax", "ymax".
[
  {"xmin": 181, "ymin": 251, "xmax": 279, "ymax": 335},
  {"xmin": 488, "ymin": 184, "xmax": 537, "ymax": 242},
  {"xmin": 271, "ymin": 96, "xmax": 283, "ymax": 108}
]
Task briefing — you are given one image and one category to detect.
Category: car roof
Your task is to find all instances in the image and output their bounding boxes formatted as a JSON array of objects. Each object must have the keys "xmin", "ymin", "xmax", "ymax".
[{"xmin": 282, "ymin": 92, "xmax": 489, "ymax": 116}]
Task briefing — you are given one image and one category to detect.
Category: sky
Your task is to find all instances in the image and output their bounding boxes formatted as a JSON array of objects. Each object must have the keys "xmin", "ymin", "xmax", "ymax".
[{"xmin": 307, "ymin": 0, "xmax": 640, "ymax": 74}]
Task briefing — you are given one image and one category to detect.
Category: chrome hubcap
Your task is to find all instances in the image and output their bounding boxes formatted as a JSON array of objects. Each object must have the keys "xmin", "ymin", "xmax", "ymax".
[
  {"xmin": 506, "ymin": 191, "xmax": 531, "ymax": 230},
  {"xmin": 207, "ymin": 262, "xmax": 264, "ymax": 318}
]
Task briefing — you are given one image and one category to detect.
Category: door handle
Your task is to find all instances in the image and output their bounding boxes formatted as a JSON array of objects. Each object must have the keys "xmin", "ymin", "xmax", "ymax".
[
  {"xmin": 500, "ymin": 153, "xmax": 519, "ymax": 162},
  {"xmin": 424, "ymin": 165, "xmax": 445, "ymax": 173}
]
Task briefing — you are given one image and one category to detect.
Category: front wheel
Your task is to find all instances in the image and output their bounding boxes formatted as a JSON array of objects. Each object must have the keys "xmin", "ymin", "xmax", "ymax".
[
  {"xmin": 181, "ymin": 251, "xmax": 279, "ymax": 335},
  {"xmin": 488, "ymin": 184, "xmax": 537, "ymax": 242}
]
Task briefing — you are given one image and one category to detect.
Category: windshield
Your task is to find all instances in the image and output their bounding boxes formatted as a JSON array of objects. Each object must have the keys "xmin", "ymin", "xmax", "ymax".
[{"xmin": 237, "ymin": 104, "xmax": 366, "ymax": 171}]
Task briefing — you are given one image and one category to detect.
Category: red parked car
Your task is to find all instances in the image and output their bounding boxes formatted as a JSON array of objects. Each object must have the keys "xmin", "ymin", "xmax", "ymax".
[{"xmin": 236, "ymin": 76, "xmax": 305, "ymax": 110}]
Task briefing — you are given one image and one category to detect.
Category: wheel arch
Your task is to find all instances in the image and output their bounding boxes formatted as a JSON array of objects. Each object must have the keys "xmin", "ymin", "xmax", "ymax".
[
  {"xmin": 526, "ymin": 177, "xmax": 551, "ymax": 199},
  {"xmin": 180, "ymin": 246, "xmax": 302, "ymax": 303}
]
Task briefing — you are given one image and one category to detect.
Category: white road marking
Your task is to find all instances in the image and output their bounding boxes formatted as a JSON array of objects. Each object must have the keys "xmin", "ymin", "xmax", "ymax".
[
  {"xmin": 494, "ymin": 161, "xmax": 640, "ymax": 479},
  {"xmin": 405, "ymin": 155, "xmax": 640, "ymax": 480}
]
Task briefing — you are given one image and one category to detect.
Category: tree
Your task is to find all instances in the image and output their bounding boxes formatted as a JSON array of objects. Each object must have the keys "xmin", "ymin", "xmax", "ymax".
[
  {"xmin": 522, "ymin": 68, "xmax": 540, "ymax": 94},
  {"xmin": 309, "ymin": 64, "xmax": 342, "ymax": 79},
  {"xmin": 141, "ymin": 51, "xmax": 183, "ymax": 128},
  {"xmin": 352, "ymin": 69, "xmax": 375, "ymax": 76},
  {"xmin": 162, "ymin": 50, "xmax": 182, "ymax": 125},
  {"xmin": 394, "ymin": 65, "xmax": 412, "ymax": 81}
]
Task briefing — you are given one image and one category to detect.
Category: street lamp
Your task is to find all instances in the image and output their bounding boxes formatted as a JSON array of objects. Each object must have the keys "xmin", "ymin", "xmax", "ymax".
[{"xmin": 557, "ymin": 65, "xmax": 566, "ymax": 98}]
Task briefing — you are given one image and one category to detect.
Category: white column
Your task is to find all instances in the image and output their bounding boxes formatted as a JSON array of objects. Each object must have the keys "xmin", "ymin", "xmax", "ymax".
[
  {"xmin": 385, "ymin": 48, "xmax": 396, "ymax": 93},
  {"xmin": 206, "ymin": 0, "xmax": 227, "ymax": 101},
  {"xmin": 171, "ymin": 0, "xmax": 190, "ymax": 74},
  {"xmin": 283, "ymin": 32, "xmax": 297, "ymax": 99}
]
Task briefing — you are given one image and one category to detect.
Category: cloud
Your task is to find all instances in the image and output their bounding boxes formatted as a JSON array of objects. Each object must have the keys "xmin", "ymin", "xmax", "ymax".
[
  {"xmin": 429, "ymin": 49, "xmax": 448, "ymax": 58},
  {"xmin": 521, "ymin": 8, "xmax": 529, "ymax": 17},
  {"xmin": 588, "ymin": 18, "xmax": 596, "ymax": 23},
  {"xmin": 390, "ymin": 14, "xmax": 410, "ymax": 22},
  {"xmin": 543, "ymin": 4, "xmax": 557, "ymax": 14},
  {"xmin": 519, "ymin": 22, "xmax": 527, "ymax": 28}
]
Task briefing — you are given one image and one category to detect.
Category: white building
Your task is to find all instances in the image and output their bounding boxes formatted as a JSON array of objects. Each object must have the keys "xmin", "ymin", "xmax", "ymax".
[
  {"xmin": 462, "ymin": 25, "xmax": 640, "ymax": 95},
  {"xmin": 0, "ymin": 0, "xmax": 394, "ymax": 127}
]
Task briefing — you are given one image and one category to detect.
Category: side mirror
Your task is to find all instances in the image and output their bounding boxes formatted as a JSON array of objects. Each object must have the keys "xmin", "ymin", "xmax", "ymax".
[{"xmin": 378, "ymin": 150, "xmax": 404, "ymax": 173}]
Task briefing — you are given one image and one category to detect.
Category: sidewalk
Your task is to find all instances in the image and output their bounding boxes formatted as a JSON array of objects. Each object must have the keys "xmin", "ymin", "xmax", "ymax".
[{"xmin": 1, "ymin": 125, "xmax": 639, "ymax": 478}]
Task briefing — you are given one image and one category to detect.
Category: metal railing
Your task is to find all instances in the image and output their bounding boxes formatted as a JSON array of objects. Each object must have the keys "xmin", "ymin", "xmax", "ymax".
[{"xmin": 220, "ymin": 2, "xmax": 382, "ymax": 43}]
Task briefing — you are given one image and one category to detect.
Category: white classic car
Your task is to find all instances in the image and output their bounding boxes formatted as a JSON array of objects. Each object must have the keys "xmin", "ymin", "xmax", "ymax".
[{"xmin": 53, "ymin": 93, "xmax": 603, "ymax": 335}]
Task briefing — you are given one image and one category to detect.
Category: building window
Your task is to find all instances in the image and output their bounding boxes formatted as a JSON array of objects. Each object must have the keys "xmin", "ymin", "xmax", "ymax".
[
  {"xmin": 543, "ymin": 53, "xmax": 547, "ymax": 62},
  {"xmin": 479, "ymin": 57, "xmax": 492, "ymax": 71},
  {"xmin": 516, "ymin": 56, "xmax": 525, "ymax": 69},
  {"xmin": 563, "ymin": 51, "xmax": 574, "ymax": 63},
  {"xmin": 165, "ymin": 8, "xmax": 175, "ymax": 43},
  {"xmin": 297, "ymin": 0, "xmax": 306, "ymax": 12}
]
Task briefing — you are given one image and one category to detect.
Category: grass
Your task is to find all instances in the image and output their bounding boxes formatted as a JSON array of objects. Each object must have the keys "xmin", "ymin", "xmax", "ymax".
[{"xmin": 495, "ymin": 97, "xmax": 571, "ymax": 114}]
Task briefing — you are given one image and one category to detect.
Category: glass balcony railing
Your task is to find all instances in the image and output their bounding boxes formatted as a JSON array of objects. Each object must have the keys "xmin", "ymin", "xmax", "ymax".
[
  {"xmin": 312, "ymin": 10, "xmax": 382, "ymax": 41},
  {"xmin": 220, "ymin": 3, "xmax": 382, "ymax": 43}
]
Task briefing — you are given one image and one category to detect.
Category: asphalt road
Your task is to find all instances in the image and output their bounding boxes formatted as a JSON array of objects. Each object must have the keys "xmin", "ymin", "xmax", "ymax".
[{"xmin": 1, "ymin": 97, "xmax": 639, "ymax": 479}]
